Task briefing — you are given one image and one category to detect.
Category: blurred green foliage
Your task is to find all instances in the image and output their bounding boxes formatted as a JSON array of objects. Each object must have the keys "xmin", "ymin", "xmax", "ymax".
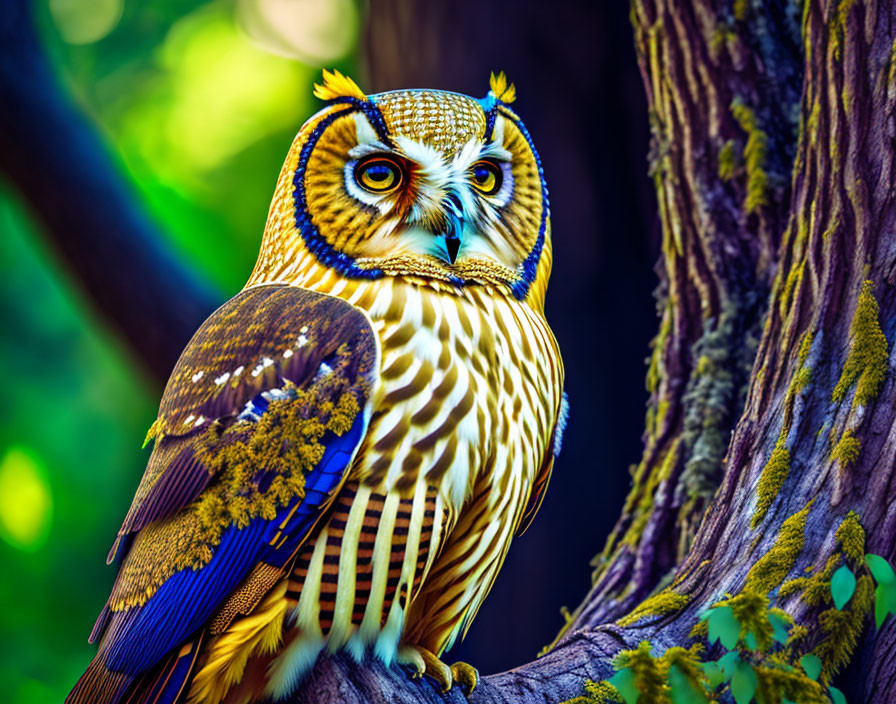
[{"xmin": 0, "ymin": 1, "xmax": 357, "ymax": 700}]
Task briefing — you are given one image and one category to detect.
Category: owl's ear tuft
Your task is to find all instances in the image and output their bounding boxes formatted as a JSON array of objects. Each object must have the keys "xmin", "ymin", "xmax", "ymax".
[
  {"xmin": 489, "ymin": 71, "xmax": 517, "ymax": 104},
  {"xmin": 313, "ymin": 69, "xmax": 367, "ymax": 102}
]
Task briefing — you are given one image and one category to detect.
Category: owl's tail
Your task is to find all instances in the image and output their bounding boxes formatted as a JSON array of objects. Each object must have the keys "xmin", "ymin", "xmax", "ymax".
[{"xmin": 67, "ymin": 635, "xmax": 204, "ymax": 704}]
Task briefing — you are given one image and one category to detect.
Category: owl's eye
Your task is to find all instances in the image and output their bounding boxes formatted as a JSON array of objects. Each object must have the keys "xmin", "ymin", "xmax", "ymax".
[
  {"xmin": 470, "ymin": 160, "xmax": 503, "ymax": 196},
  {"xmin": 355, "ymin": 157, "xmax": 403, "ymax": 193}
]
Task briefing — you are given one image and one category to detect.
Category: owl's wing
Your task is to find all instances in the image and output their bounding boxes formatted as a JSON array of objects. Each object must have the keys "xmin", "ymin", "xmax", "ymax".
[
  {"xmin": 515, "ymin": 392, "xmax": 568, "ymax": 537},
  {"xmin": 68, "ymin": 285, "xmax": 378, "ymax": 704}
]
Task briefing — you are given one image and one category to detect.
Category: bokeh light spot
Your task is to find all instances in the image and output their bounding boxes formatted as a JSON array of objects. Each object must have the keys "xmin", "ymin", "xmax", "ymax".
[
  {"xmin": 238, "ymin": 0, "xmax": 359, "ymax": 64},
  {"xmin": 48, "ymin": 0, "xmax": 124, "ymax": 45},
  {"xmin": 0, "ymin": 446, "xmax": 53, "ymax": 551}
]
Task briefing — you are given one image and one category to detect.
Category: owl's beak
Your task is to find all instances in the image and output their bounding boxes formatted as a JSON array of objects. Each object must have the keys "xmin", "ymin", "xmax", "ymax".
[{"xmin": 436, "ymin": 193, "xmax": 465, "ymax": 265}]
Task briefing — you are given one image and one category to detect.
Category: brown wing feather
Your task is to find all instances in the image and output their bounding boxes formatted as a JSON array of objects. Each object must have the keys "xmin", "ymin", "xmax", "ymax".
[{"xmin": 108, "ymin": 284, "xmax": 376, "ymax": 563}]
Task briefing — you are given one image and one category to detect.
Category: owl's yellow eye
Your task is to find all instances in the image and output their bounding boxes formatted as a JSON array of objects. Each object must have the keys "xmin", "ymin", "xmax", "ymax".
[
  {"xmin": 470, "ymin": 160, "xmax": 503, "ymax": 195},
  {"xmin": 355, "ymin": 157, "xmax": 403, "ymax": 193}
]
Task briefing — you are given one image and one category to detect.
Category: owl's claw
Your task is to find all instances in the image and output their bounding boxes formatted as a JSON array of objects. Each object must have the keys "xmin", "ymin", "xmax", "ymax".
[
  {"xmin": 451, "ymin": 661, "xmax": 479, "ymax": 694},
  {"xmin": 397, "ymin": 644, "xmax": 457, "ymax": 692},
  {"xmin": 397, "ymin": 644, "xmax": 425, "ymax": 679}
]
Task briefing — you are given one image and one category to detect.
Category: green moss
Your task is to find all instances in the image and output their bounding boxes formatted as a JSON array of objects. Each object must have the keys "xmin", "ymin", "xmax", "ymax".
[
  {"xmin": 835, "ymin": 510, "xmax": 865, "ymax": 563},
  {"xmin": 831, "ymin": 430, "xmax": 860, "ymax": 471},
  {"xmin": 797, "ymin": 329, "xmax": 814, "ymax": 367},
  {"xmin": 646, "ymin": 308, "xmax": 672, "ymax": 395},
  {"xmin": 733, "ymin": 0, "xmax": 750, "ymax": 20},
  {"xmin": 814, "ymin": 574, "xmax": 874, "ymax": 681},
  {"xmin": 563, "ymin": 681, "xmax": 622, "ymax": 704},
  {"xmin": 752, "ymin": 439, "xmax": 791, "ymax": 529},
  {"xmin": 718, "ymin": 139, "xmax": 739, "ymax": 180},
  {"xmin": 716, "ymin": 591, "xmax": 775, "ymax": 650},
  {"xmin": 618, "ymin": 442, "xmax": 681, "ymax": 551},
  {"xmin": 832, "ymin": 280, "xmax": 889, "ymax": 409},
  {"xmin": 617, "ymin": 641, "xmax": 666, "ymax": 699},
  {"xmin": 779, "ymin": 261, "xmax": 804, "ymax": 321},
  {"xmin": 746, "ymin": 501, "xmax": 810, "ymax": 592},
  {"xmin": 618, "ymin": 588, "xmax": 690, "ymax": 626},
  {"xmin": 821, "ymin": 211, "xmax": 841, "ymax": 241},
  {"xmin": 807, "ymin": 100, "xmax": 821, "ymax": 147},
  {"xmin": 830, "ymin": 0, "xmax": 857, "ymax": 61},
  {"xmin": 780, "ymin": 553, "xmax": 840, "ymax": 605},
  {"xmin": 754, "ymin": 664, "xmax": 829, "ymax": 703},
  {"xmin": 655, "ymin": 399, "xmax": 670, "ymax": 432},
  {"xmin": 780, "ymin": 512, "xmax": 865, "ymax": 602},
  {"xmin": 731, "ymin": 97, "xmax": 769, "ymax": 213}
]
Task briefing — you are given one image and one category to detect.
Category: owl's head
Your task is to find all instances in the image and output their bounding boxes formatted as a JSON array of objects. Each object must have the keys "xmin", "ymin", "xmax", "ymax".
[{"xmin": 250, "ymin": 70, "xmax": 551, "ymax": 306}]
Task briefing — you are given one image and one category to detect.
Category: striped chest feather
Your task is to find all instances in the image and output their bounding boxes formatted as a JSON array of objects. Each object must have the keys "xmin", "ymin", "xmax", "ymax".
[{"xmin": 188, "ymin": 277, "xmax": 563, "ymax": 703}]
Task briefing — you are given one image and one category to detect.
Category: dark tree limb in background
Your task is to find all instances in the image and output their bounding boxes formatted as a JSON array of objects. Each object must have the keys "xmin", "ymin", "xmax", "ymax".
[{"xmin": 0, "ymin": 0, "xmax": 220, "ymax": 385}]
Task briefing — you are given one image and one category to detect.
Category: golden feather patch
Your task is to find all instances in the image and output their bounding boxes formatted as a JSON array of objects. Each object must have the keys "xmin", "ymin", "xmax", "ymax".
[
  {"xmin": 313, "ymin": 69, "xmax": 367, "ymax": 102},
  {"xmin": 489, "ymin": 71, "xmax": 516, "ymax": 104}
]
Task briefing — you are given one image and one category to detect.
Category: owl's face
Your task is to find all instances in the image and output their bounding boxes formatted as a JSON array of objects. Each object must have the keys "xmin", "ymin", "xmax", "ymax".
[{"xmin": 253, "ymin": 72, "xmax": 550, "ymax": 303}]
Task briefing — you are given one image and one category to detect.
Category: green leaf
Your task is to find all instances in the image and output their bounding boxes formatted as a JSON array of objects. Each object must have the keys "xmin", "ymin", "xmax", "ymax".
[
  {"xmin": 800, "ymin": 653, "xmax": 822, "ymax": 680},
  {"xmin": 768, "ymin": 612, "xmax": 791, "ymax": 644},
  {"xmin": 701, "ymin": 661, "xmax": 726, "ymax": 689},
  {"xmin": 831, "ymin": 565, "xmax": 856, "ymax": 609},
  {"xmin": 829, "ymin": 686, "xmax": 847, "ymax": 704},
  {"xmin": 609, "ymin": 668, "xmax": 639, "ymax": 704},
  {"xmin": 730, "ymin": 661, "xmax": 758, "ymax": 704},
  {"xmin": 668, "ymin": 664, "xmax": 708, "ymax": 704},
  {"xmin": 874, "ymin": 582, "xmax": 896, "ymax": 628},
  {"xmin": 865, "ymin": 554, "xmax": 896, "ymax": 584},
  {"xmin": 706, "ymin": 606, "xmax": 741, "ymax": 650},
  {"xmin": 744, "ymin": 632, "xmax": 758, "ymax": 650},
  {"xmin": 718, "ymin": 651, "xmax": 740, "ymax": 677}
]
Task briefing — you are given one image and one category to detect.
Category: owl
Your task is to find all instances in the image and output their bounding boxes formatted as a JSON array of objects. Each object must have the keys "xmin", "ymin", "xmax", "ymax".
[{"xmin": 68, "ymin": 70, "xmax": 566, "ymax": 704}]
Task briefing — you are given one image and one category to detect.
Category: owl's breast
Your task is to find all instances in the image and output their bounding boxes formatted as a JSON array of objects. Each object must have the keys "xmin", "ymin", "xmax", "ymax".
[{"xmin": 344, "ymin": 279, "xmax": 561, "ymax": 513}]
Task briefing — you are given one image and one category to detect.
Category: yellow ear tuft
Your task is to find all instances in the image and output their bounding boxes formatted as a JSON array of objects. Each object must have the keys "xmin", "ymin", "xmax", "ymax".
[
  {"xmin": 313, "ymin": 69, "xmax": 367, "ymax": 102},
  {"xmin": 489, "ymin": 71, "xmax": 516, "ymax": 104}
]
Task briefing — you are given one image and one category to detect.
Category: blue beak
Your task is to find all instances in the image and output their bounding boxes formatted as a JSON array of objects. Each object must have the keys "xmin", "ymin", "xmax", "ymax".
[{"xmin": 439, "ymin": 193, "xmax": 465, "ymax": 264}]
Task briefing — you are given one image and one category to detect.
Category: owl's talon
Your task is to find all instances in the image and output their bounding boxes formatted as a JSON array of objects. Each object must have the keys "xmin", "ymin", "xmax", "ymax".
[
  {"xmin": 398, "ymin": 644, "xmax": 454, "ymax": 691},
  {"xmin": 451, "ymin": 661, "xmax": 479, "ymax": 694},
  {"xmin": 397, "ymin": 645, "xmax": 425, "ymax": 678}
]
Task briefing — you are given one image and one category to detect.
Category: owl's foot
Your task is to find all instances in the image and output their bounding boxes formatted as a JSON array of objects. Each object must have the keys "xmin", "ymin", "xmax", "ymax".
[
  {"xmin": 397, "ymin": 644, "xmax": 476, "ymax": 693},
  {"xmin": 451, "ymin": 661, "xmax": 479, "ymax": 694}
]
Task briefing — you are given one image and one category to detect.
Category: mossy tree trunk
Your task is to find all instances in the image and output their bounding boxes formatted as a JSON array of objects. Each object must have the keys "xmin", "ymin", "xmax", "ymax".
[{"xmin": 288, "ymin": 0, "xmax": 896, "ymax": 702}]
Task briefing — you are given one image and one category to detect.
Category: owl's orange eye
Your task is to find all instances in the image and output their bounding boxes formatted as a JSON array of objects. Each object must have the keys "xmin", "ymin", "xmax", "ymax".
[
  {"xmin": 355, "ymin": 157, "xmax": 403, "ymax": 193},
  {"xmin": 470, "ymin": 160, "xmax": 503, "ymax": 195}
]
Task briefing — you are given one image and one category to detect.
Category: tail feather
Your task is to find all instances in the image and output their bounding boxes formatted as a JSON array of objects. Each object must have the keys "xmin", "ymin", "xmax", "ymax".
[
  {"xmin": 123, "ymin": 636, "xmax": 204, "ymax": 704},
  {"xmin": 66, "ymin": 657, "xmax": 133, "ymax": 704},
  {"xmin": 67, "ymin": 636, "xmax": 203, "ymax": 704}
]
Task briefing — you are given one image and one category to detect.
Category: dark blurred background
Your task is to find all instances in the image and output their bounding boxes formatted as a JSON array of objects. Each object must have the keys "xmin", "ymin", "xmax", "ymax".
[{"xmin": 0, "ymin": 1, "xmax": 657, "ymax": 700}]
